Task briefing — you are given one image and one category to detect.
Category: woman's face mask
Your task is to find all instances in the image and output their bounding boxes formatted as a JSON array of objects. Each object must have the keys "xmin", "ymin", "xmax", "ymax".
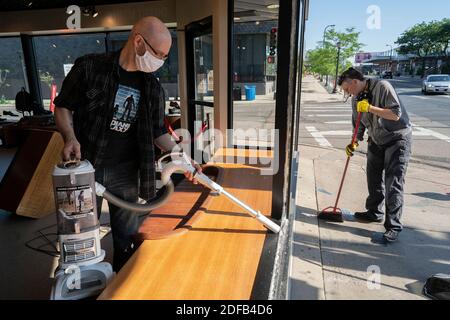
[{"xmin": 135, "ymin": 39, "xmax": 165, "ymax": 73}]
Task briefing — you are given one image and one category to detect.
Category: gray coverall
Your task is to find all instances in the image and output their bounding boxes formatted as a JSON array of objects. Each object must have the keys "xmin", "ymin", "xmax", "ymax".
[{"xmin": 352, "ymin": 78, "xmax": 413, "ymax": 232}]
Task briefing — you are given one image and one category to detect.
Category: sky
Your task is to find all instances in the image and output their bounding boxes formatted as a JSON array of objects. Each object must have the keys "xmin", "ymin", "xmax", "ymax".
[{"xmin": 304, "ymin": 0, "xmax": 450, "ymax": 54}]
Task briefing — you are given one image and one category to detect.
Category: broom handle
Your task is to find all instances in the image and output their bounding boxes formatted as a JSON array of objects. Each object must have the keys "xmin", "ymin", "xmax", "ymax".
[{"xmin": 333, "ymin": 112, "xmax": 362, "ymax": 211}]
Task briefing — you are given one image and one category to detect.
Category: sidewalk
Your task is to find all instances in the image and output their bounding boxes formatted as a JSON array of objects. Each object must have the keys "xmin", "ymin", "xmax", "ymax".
[{"xmin": 289, "ymin": 76, "xmax": 450, "ymax": 300}]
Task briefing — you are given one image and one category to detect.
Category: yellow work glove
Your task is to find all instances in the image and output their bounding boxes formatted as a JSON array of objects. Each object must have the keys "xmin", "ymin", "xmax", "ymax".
[
  {"xmin": 356, "ymin": 99, "xmax": 370, "ymax": 113},
  {"xmin": 345, "ymin": 141, "xmax": 359, "ymax": 157}
]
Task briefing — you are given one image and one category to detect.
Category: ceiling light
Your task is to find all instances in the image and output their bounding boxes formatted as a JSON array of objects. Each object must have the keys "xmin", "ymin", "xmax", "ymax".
[
  {"xmin": 27, "ymin": 2, "xmax": 33, "ymax": 7},
  {"xmin": 234, "ymin": 17, "xmax": 241, "ymax": 21},
  {"xmin": 82, "ymin": 6, "xmax": 98, "ymax": 17},
  {"xmin": 267, "ymin": 4, "xmax": 279, "ymax": 9}
]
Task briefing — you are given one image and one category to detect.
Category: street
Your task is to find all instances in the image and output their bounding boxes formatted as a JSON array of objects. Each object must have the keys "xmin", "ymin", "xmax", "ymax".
[{"xmin": 299, "ymin": 76, "xmax": 450, "ymax": 169}]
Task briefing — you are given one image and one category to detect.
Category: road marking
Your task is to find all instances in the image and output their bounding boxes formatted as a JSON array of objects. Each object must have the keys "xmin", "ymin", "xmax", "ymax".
[
  {"xmin": 320, "ymin": 130, "xmax": 352, "ymax": 136},
  {"xmin": 303, "ymin": 110, "xmax": 351, "ymax": 113},
  {"xmin": 303, "ymin": 106, "xmax": 349, "ymax": 109},
  {"xmin": 407, "ymin": 95, "xmax": 429, "ymax": 100},
  {"xmin": 305, "ymin": 126, "xmax": 332, "ymax": 147},
  {"xmin": 412, "ymin": 124, "xmax": 450, "ymax": 143},
  {"xmin": 307, "ymin": 114, "xmax": 350, "ymax": 117},
  {"xmin": 325, "ymin": 121, "xmax": 351, "ymax": 124}
]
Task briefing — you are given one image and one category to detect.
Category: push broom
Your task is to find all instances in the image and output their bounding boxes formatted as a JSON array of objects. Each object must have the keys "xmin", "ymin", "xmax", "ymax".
[{"xmin": 318, "ymin": 112, "xmax": 362, "ymax": 222}]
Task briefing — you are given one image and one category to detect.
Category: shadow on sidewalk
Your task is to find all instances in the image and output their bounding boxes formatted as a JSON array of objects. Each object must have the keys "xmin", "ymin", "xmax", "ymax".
[{"xmin": 293, "ymin": 205, "xmax": 450, "ymax": 299}]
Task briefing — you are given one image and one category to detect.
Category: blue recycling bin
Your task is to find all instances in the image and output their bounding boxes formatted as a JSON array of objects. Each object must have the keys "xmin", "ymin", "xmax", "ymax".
[{"xmin": 245, "ymin": 85, "xmax": 256, "ymax": 101}]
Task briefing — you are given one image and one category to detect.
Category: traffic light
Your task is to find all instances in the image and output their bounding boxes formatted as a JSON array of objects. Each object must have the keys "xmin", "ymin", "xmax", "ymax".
[{"xmin": 269, "ymin": 27, "xmax": 277, "ymax": 56}]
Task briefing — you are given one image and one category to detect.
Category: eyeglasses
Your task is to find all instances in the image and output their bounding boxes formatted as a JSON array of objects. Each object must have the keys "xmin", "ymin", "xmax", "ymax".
[{"xmin": 137, "ymin": 33, "xmax": 168, "ymax": 61}]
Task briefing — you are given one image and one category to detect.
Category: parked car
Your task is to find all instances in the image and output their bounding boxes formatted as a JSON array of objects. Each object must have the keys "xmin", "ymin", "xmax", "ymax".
[
  {"xmin": 422, "ymin": 74, "xmax": 450, "ymax": 95},
  {"xmin": 381, "ymin": 71, "xmax": 393, "ymax": 79}
]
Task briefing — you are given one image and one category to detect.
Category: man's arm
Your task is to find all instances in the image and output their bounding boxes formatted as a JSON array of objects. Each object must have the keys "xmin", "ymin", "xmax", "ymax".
[
  {"xmin": 54, "ymin": 107, "xmax": 81, "ymax": 160},
  {"xmin": 368, "ymin": 105, "xmax": 400, "ymax": 121}
]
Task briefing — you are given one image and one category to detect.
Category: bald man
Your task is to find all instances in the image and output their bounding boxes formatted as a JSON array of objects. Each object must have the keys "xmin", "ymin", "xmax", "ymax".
[{"xmin": 54, "ymin": 17, "xmax": 200, "ymax": 271}]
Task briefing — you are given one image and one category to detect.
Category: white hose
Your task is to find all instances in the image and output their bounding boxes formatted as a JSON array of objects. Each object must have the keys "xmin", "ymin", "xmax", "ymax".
[{"xmin": 96, "ymin": 153, "xmax": 281, "ymax": 233}]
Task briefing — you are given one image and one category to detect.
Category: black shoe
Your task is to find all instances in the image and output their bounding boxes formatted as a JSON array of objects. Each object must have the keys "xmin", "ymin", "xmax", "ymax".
[
  {"xmin": 354, "ymin": 211, "xmax": 383, "ymax": 222},
  {"xmin": 383, "ymin": 230, "xmax": 399, "ymax": 243}
]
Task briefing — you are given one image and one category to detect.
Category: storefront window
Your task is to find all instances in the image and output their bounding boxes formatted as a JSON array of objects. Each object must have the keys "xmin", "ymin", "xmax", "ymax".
[
  {"xmin": 109, "ymin": 29, "xmax": 180, "ymax": 101},
  {"xmin": 0, "ymin": 37, "xmax": 27, "ymax": 117},
  {"xmin": 232, "ymin": 1, "xmax": 279, "ymax": 147},
  {"xmin": 34, "ymin": 33, "xmax": 106, "ymax": 109}
]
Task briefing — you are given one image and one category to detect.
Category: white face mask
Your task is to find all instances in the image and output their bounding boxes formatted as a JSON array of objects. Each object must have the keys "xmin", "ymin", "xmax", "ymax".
[{"xmin": 135, "ymin": 47, "xmax": 165, "ymax": 73}]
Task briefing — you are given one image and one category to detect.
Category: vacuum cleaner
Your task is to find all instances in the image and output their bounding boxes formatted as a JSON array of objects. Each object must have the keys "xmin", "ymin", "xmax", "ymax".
[{"xmin": 50, "ymin": 152, "xmax": 280, "ymax": 300}]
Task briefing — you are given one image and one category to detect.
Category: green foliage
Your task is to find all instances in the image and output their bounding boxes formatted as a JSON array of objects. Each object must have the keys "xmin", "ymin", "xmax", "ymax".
[
  {"xmin": 0, "ymin": 94, "xmax": 7, "ymax": 104},
  {"xmin": 39, "ymin": 70, "xmax": 54, "ymax": 89},
  {"xmin": 396, "ymin": 18, "xmax": 450, "ymax": 77},
  {"xmin": 305, "ymin": 27, "xmax": 364, "ymax": 77}
]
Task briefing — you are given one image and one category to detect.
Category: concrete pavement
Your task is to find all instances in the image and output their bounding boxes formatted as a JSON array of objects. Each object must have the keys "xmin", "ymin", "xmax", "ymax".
[{"xmin": 289, "ymin": 76, "xmax": 450, "ymax": 300}]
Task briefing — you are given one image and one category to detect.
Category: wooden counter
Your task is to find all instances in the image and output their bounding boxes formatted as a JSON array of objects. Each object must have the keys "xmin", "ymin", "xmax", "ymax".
[{"xmin": 98, "ymin": 148, "xmax": 274, "ymax": 300}]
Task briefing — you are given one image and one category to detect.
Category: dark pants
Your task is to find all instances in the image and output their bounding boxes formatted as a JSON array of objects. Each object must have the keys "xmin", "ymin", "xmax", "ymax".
[
  {"xmin": 95, "ymin": 161, "xmax": 146, "ymax": 272},
  {"xmin": 365, "ymin": 134, "xmax": 412, "ymax": 232}
]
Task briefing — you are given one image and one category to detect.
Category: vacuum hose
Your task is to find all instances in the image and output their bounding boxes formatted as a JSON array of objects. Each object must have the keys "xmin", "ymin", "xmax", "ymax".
[
  {"xmin": 95, "ymin": 181, "xmax": 174, "ymax": 212},
  {"xmin": 95, "ymin": 152, "xmax": 281, "ymax": 233}
]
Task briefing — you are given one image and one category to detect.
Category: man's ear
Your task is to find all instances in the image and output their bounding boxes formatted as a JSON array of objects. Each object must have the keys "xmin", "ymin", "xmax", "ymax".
[{"xmin": 133, "ymin": 34, "xmax": 144, "ymax": 54}]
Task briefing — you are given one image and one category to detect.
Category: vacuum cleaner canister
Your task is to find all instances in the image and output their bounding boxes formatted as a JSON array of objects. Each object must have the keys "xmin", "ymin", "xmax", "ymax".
[{"xmin": 52, "ymin": 160, "xmax": 105, "ymax": 267}]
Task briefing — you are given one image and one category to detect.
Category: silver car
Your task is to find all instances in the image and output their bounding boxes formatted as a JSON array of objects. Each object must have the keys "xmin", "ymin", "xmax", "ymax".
[{"xmin": 422, "ymin": 74, "xmax": 450, "ymax": 94}]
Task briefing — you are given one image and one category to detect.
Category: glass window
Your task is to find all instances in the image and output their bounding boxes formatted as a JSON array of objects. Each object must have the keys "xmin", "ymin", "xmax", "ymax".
[
  {"xmin": 34, "ymin": 33, "xmax": 106, "ymax": 109},
  {"xmin": 154, "ymin": 30, "xmax": 180, "ymax": 101},
  {"xmin": 232, "ymin": 1, "xmax": 279, "ymax": 148},
  {"xmin": 0, "ymin": 37, "xmax": 27, "ymax": 118}
]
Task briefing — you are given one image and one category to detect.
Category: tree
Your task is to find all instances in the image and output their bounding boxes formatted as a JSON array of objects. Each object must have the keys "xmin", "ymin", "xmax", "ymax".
[
  {"xmin": 39, "ymin": 70, "xmax": 54, "ymax": 89},
  {"xmin": 436, "ymin": 19, "xmax": 450, "ymax": 59},
  {"xmin": 306, "ymin": 27, "xmax": 364, "ymax": 79},
  {"xmin": 396, "ymin": 19, "xmax": 449, "ymax": 77}
]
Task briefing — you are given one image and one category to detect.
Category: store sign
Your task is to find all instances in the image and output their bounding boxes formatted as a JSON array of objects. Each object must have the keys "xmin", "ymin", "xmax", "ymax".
[{"xmin": 355, "ymin": 52, "xmax": 373, "ymax": 63}]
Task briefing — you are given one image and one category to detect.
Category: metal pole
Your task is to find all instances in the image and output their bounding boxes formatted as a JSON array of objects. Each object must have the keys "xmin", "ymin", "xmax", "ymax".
[{"xmin": 332, "ymin": 43, "xmax": 341, "ymax": 93}]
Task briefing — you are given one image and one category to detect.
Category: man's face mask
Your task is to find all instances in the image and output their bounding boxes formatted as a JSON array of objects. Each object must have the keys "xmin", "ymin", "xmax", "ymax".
[{"xmin": 135, "ymin": 35, "xmax": 165, "ymax": 73}]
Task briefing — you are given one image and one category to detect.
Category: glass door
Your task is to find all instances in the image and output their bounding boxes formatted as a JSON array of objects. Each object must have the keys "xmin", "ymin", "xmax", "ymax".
[{"xmin": 186, "ymin": 17, "xmax": 214, "ymax": 164}]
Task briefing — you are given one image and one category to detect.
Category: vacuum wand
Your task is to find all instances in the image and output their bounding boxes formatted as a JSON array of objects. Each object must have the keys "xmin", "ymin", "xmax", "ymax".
[
  {"xmin": 158, "ymin": 153, "xmax": 281, "ymax": 234},
  {"xmin": 219, "ymin": 189, "xmax": 281, "ymax": 233}
]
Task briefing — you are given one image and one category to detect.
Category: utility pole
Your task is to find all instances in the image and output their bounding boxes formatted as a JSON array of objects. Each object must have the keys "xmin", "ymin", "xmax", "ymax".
[
  {"xmin": 332, "ymin": 41, "xmax": 342, "ymax": 94},
  {"xmin": 322, "ymin": 24, "xmax": 335, "ymax": 48},
  {"xmin": 386, "ymin": 44, "xmax": 393, "ymax": 71}
]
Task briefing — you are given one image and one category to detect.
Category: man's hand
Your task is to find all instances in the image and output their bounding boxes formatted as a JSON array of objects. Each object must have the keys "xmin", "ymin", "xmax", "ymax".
[
  {"xmin": 62, "ymin": 137, "xmax": 81, "ymax": 161},
  {"xmin": 356, "ymin": 99, "xmax": 371, "ymax": 113},
  {"xmin": 345, "ymin": 141, "xmax": 359, "ymax": 157},
  {"xmin": 184, "ymin": 163, "xmax": 202, "ymax": 185}
]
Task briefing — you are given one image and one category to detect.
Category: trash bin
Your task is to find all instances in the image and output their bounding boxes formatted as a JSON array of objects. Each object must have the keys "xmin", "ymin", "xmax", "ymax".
[
  {"xmin": 233, "ymin": 86, "xmax": 242, "ymax": 101},
  {"xmin": 245, "ymin": 85, "xmax": 256, "ymax": 101}
]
